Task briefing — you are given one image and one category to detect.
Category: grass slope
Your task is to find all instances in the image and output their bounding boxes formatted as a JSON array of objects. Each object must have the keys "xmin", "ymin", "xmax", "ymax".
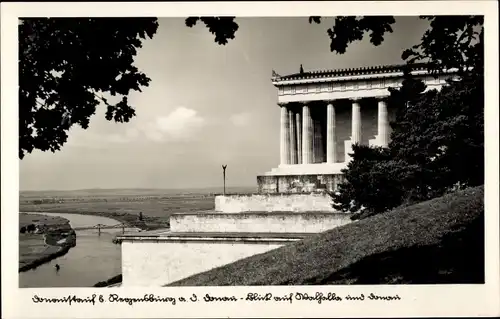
[{"xmin": 168, "ymin": 186, "xmax": 484, "ymax": 286}]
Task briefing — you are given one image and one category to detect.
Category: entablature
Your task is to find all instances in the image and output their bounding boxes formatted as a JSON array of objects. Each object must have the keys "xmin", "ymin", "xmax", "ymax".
[{"xmin": 274, "ymin": 72, "xmax": 458, "ymax": 104}]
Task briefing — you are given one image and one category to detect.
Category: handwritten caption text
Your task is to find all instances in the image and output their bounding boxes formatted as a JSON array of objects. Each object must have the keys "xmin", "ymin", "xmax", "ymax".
[{"xmin": 32, "ymin": 292, "xmax": 401, "ymax": 306}]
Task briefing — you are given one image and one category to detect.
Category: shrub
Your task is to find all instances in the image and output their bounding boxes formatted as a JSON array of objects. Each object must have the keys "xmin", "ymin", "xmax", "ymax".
[{"xmin": 333, "ymin": 70, "xmax": 483, "ymax": 220}]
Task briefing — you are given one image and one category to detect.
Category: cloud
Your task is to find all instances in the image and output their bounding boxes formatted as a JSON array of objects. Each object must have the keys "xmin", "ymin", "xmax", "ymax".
[
  {"xmin": 113, "ymin": 106, "xmax": 206, "ymax": 143},
  {"xmin": 68, "ymin": 107, "xmax": 206, "ymax": 146},
  {"xmin": 230, "ymin": 112, "xmax": 251, "ymax": 127},
  {"xmin": 154, "ymin": 107, "xmax": 205, "ymax": 140}
]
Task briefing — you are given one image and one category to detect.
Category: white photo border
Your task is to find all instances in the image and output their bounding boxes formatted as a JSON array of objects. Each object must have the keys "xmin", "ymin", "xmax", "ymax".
[{"xmin": 2, "ymin": 1, "xmax": 499, "ymax": 318}]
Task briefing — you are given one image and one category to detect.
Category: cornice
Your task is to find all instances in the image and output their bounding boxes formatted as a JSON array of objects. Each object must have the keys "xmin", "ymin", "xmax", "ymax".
[
  {"xmin": 271, "ymin": 63, "xmax": 461, "ymax": 86},
  {"xmin": 272, "ymin": 63, "xmax": 426, "ymax": 81}
]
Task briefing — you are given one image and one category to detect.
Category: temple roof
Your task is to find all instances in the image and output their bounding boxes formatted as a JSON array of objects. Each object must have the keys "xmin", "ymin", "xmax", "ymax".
[{"xmin": 271, "ymin": 62, "xmax": 430, "ymax": 82}]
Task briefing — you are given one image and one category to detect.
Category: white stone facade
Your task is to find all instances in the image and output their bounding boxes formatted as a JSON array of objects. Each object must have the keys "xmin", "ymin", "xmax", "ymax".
[
  {"xmin": 214, "ymin": 193, "xmax": 336, "ymax": 213},
  {"xmin": 266, "ymin": 64, "xmax": 457, "ymax": 177},
  {"xmin": 121, "ymin": 239, "xmax": 285, "ymax": 287},
  {"xmin": 170, "ymin": 211, "xmax": 351, "ymax": 233},
  {"xmin": 117, "ymin": 64, "xmax": 460, "ymax": 287}
]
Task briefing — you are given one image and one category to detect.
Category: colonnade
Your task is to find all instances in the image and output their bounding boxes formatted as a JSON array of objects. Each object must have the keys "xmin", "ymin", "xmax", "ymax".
[{"xmin": 279, "ymin": 98, "xmax": 390, "ymax": 165}]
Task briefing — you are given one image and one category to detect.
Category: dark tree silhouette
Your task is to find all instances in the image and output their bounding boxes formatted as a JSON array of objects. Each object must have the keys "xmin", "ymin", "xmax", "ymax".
[
  {"xmin": 185, "ymin": 17, "xmax": 239, "ymax": 45},
  {"xmin": 326, "ymin": 16, "xmax": 483, "ymax": 218},
  {"xmin": 188, "ymin": 16, "xmax": 396, "ymax": 55},
  {"xmin": 189, "ymin": 15, "xmax": 482, "ymax": 73},
  {"xmin": 19, "ymin": 18, "xmax": 158, "ymax": 159},
  {"xmin": 26, "ymin": 224, "xmax": 36, "ymax": 233}
]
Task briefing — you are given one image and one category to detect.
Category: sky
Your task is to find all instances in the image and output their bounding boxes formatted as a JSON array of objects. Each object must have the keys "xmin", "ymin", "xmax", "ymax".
[{"xmin": 19, "ymin": 16, "xmax": 430, "ymax": 191}]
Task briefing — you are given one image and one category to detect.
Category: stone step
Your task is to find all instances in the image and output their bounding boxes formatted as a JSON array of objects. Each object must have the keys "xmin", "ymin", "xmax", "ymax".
[
  {"xmin": 215, "ymin": 193, "xmax": 336, "ymax": 213},
  {"xmin": 169, "ymin": 211, "xmax": 352, "ymax": 234}
]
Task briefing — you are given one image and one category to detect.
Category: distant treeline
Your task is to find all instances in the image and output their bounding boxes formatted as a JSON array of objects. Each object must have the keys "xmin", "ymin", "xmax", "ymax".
[{"xmin": 21, "ymin": 194, "xmax": 218, "ymax": 205}]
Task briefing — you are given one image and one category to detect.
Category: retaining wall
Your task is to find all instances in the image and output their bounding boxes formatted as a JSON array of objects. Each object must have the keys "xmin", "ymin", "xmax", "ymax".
[
  {"xmin": 215, "ymin": 193, "xmax": 336, "ymax": 213},
  {"xmin": 120, "ymin": 234, "xmax": 302, "ymax": 287},
  {"xmin": 170, "ymin": 212, "xmax": 352, "ymax": 233}
]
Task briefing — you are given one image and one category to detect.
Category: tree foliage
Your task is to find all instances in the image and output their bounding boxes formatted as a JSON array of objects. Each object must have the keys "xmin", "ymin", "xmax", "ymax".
[
  {"xmin": 21, "ymin": 14, "xmax": 485, "ymax": 216},
  {"xmin": 185, "ymin": 17, "xmax": 239, "ymax": 45},
  {"xmin": 192, "ymin": 15, "xmax": 484, "ymax": 218},
  {"xmin": 334, "ymin": 70, "xmax": 484, "ymax": 218},
  {"xmin": 401, "ymin": 16, "xmax": 484, "ymax": 74},
  {"xmin": 192, "ymin": 16, "xmax": 482, "ymax": 74},
  {"xmin": 26, "ymin": 224, "xmax": 36, "ymax": 233},
  {"xmin": 332, "ymin": 145, "xmax": 413, "ymax": 216},
  {"xmin": 329, "ymin": 16, "xmax": 484, "ymax": 218},
  {"xmin": 187, "ymin": 16, "xmax": 396, "ymax": 54},
  {"xmin": 19, "ymin": 18, "xmax": 158, "ymax": 159},
  {"xmin": 325, "ymin": 16, "xmax": 396, "ymax": 54}
]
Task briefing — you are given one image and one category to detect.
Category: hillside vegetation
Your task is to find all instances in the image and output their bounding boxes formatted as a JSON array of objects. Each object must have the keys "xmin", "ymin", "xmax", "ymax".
[{"xmin": 168, "ymin": 186, "xmax": 484, "ymax": 286}]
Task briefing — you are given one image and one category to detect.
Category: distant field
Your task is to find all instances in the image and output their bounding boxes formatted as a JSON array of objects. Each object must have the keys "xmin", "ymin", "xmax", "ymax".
[
  {"xmin": 20, "ymin": 186, "xmax": 255, "ymax": 199},
  {"xmin": 19, "ymin": 213, "xmax": 69, "ymax": 228},
  {"xmin": 20, "ymin": 195, "xmax": 215, "ymax": 219},
  {"xmin": 19, "ymin": 187, "xmax": 255, "ymax": 222}
]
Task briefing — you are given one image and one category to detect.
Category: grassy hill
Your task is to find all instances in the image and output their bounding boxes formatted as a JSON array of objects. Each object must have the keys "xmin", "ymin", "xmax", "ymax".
[{"xmin": 167, "ymin": 186, "xmax": 484, "ymax": 286}]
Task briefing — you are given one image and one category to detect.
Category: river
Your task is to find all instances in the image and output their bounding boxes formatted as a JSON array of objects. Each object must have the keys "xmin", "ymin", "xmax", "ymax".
[{"xmin": 19, "ymin": 212, "xmax": 131, "ymax": 288}]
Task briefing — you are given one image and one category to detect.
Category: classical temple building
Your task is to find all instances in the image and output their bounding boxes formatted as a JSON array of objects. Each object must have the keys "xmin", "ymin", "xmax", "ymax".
[
  {"xmin": 257, "ymin": 63, "xmax": 458, "ymax": 194},
  {"xmin": 117, "ymin": 63, "xmax": 459, "ymax": 287}
]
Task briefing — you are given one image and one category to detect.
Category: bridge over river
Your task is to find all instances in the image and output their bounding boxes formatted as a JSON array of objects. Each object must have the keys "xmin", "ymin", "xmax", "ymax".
[
  {"xmin": 73, "ymin": 223, "xmax": 128, "ymax": 234},
  {"xmin": 20, "ymin": 212, "xmax": 128, "ymax": 288}
]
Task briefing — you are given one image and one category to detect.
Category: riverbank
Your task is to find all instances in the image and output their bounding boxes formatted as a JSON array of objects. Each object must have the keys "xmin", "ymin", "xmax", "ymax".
[
  {"xmin": 19, "ymin": 213, "xmax": 77, "ymax": 273},
  {"xmin": 19, "ymin": 191, "xmax": 219, "ymax": 231},
  {"xmin": 19, "ymin": 209, "xmax": 169, "ymax": 231},
  {"xmin": 19, "ymin": 191, "xmax": 215, "ymax": 286},
  {"xmin": 18, "ymin": 209, "xmax": 169, "ymax": 287},
  {"xmin": 94, "ymin": 274, "xmax": 122, "ymax": 287}
]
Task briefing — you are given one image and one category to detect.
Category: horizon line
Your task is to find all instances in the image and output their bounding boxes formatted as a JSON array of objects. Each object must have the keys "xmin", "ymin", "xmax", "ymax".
[{"xmin": 19, "ymin": 185, "xmax": 257, "ymax": 193}]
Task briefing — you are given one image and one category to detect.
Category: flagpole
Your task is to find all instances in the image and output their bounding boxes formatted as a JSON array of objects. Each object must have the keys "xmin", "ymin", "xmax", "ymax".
[{"xmin": 222, "ymin": 165, "xmax": 227, "ymax": 196}]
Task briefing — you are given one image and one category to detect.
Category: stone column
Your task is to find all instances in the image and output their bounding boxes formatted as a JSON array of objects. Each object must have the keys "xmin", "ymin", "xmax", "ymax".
[
  {"xmin": 296, "ymin": 112, "xmax": 302, "ymax": 164},
  {"xmin": 301, "ymin": 104, "xmax": 313, "ymax": 164},
  {"xmin": 313, "ymin": 116, "xmax": 324, "ymax": 163},
  {"xmin": 289, "ymin": 109, "xmax": 297, "ymax": 164},
  {"xmin": 326, "ymin": 102, "xmax": 337, "ymax": 163},
  {"xmin": 351, "ymin": 99, "xmax": 362, "ymax": 145},
  {"xmin": 377, "ymin": 98, "xmax": 389, "ymax": 147},
  {"xmin": 280, "ymin": 104, "xmax": 290, "ymax": 165}
]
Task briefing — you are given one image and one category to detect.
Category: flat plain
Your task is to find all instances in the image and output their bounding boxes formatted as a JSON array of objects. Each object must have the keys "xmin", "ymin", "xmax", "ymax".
[
  {"xmin": 19, "ymin": 187, "xmax": 255, "ymax": 229},
  {"xmin": 18, "ymin": 187, "xmax": 253, "ymax": 272}
]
